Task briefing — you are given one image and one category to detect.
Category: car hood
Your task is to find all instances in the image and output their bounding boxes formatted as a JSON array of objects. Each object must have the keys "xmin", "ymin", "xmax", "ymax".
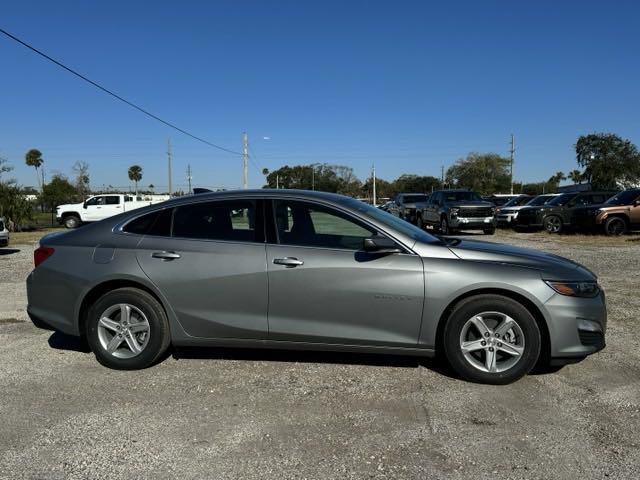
[
  {"xmin": 57, "ymin": 202, "xmax": 84, "ymax": 210},
  {"xmin": 446, "ymin": 201, "xmax": 495, "ymax": 208},
  {"xmin": 403, "ymin": 201, "xmax": 429, "ymax": 209},
  {"xmin": 446, "ymin": 239, "xmax": 595, "ymax": 280}
]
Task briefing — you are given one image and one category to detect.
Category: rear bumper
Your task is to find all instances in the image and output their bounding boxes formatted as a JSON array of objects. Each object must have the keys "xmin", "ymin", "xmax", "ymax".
[{"xmin": 26, "ymin": 270, "xmax": 80, "ymax": 336}]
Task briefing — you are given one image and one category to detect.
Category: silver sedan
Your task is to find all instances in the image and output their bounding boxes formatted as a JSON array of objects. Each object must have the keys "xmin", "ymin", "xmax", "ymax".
[{"xmin": 27, "ymin": 190, "xmax": 606, "ymax": 384}]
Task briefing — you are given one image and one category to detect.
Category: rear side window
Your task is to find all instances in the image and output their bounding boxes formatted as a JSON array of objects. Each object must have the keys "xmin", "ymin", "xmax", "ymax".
[
  {"xmin": 123, "ymin": 209, "xmax": 172, "ymax": 236},
  {"xmin": 172, "ymin": 200, "xmax": 261, "ymax": 242},
  {"xmin": 105, "ymin": 196, "xmax": 120, "ymax": 205}
]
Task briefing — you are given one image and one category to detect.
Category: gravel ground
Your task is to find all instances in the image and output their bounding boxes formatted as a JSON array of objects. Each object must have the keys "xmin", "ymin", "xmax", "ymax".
[{"xmin": 1, "ymin": 232, "xmax": 639, "ymax": 480}]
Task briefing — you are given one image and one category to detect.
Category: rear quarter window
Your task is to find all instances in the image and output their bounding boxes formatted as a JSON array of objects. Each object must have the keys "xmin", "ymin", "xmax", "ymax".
[{"xmin": 123, "ymin": 209, "xmax": 172, "ymax": 236}]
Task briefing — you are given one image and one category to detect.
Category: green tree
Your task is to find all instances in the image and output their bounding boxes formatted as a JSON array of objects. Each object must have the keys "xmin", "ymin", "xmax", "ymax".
[
  {"xmin": 568, "ymin": 169, "xmax": 583, "ymax": 184},
  {"xmin": 128, "ymin": 165, "xmax": 143, "ymax": 194},
  {"xmin": 446, "ymin": 153, "xmax": 511, "ymax": 195},
  {"xmin": 25, "ymin": 149, "xmax": 44, "ymax": 191},
  {"xmin": 41, "ymin": 174, "xmax": 78, "ymax": 212},
  {"xmin": 0, "ymin": 183, "xmax": 34, "ymax": 231},
  {"xmin": 72, "ymin": 160, "xmax": 90, "ymax": 199},
  {"xmin": 0, "ymin": 156, "xmax": 14, "ymax": 182},
  {"xmin": 575, "ymin": 133, "xmax": 640, "ymax": 189},
  {"xmin": 390, "ymin": 174, "xmax": 441, "ymax": 195}
]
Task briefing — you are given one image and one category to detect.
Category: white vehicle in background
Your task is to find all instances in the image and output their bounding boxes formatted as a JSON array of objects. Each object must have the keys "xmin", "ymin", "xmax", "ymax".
[
  {"xmin": 0, "ymin": 217, "xmax": 9, "ymax": 247},
  {"xmin": 56, "ymin": 194, "xmax": 165, "ymax": 229}
]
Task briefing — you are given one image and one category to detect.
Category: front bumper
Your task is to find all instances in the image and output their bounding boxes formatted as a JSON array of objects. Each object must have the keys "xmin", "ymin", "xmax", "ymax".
[
  {"xmin": 450, "ymin": 216, "xmax": 496, "ymax": 229},
  {"xmin": 496, "ymin": 213, "xmax": 517, "ymax": 225},
  {"xmin": 544, "ymin": 288, "xmax": 607, "ymax": 362},
  {"xmin": 515, "ymin": 211, "xmax": 544, "ymax": 228}
]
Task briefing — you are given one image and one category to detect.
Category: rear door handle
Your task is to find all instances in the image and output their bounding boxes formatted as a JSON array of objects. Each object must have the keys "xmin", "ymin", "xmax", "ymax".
[
  {"xmin": 152, "ymin": 251, "xmax": 181, "ymax": 260},
  {"xmin": 273, "ymin": 257, "xmax": 304, "ymax": 268}
]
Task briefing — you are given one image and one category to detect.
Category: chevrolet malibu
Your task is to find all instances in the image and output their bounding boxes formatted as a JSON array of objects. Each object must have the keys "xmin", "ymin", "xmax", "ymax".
[{"xmin": 27, "ymin": 190, "xmax": 606, "ymax": 384}]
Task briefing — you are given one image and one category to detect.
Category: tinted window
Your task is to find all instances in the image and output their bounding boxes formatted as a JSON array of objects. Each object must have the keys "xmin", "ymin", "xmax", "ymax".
[
  {"xmin": 442, "ymin": 191, "xmax": 483, "ymax": 202},
  {"xmin": 105, "ymin": 196, "xmax": 120, "ymax": 205},
  {"xmin": 123, "ymin": 208, "xmax": 172, "ymax": 236},
  {"xmin": 548, "ymin": 193, "xmax": 576, "ymax": 206},
  {"xmin": 527, "ymin": 195, "xmax": 555, "ymax": 206},
  {"xmin": 173, "ymin": 200, "xmax": 260, "ymax": 242},
  {"xmin": 85, "ymin": 196, "xmax": 104, "ymax": 206},
  {"xmin": 274, "ymin": 200, "xmax": 374, "ymax": 250},
  {"xmin": 503, "ymin": 196, "xmax": 531, "ymax": 207},
  {"xmin": 403, "ymin": 194, "xmax": 428, "ymax": 203},
  {"xmin": 605, "ymin": 190, "xmax": 639, "ymax": 205}
]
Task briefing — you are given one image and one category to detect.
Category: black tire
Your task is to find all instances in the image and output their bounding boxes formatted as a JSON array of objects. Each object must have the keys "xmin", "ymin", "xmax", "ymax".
[
  {"xmin": 86, "ymin": 287, "xmax": 171, "ymax": 370},
  {"xmin": 604, "ymin": 216, "xmax": 627, "ymax": 236},
  {"xmin": 440, "ymin": 217, "xmax": 450, "ymax": 235},
  {"xmin": 63, "ymin": 215, "xmax": 81, "ymax": 229},
  {"xmin": 543, "ymin": 215, "xmax": 563, "ymax": 234},
  {"xmin": 443, "ymin": 294, "xmax": 541, "ymax": 385},
  {"xmin": 483, "ymin": 227, "xmax": 496, "ymax": 235},
  {"xmin": 416, "ymin": 215, "xmax": 424, "ymax": 230}
]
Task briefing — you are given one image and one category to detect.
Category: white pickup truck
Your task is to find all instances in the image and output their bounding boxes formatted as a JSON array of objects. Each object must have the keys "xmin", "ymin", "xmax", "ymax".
[{"xmin": 56, "ymin": 194, "xmax": 163, "ymax": 228}]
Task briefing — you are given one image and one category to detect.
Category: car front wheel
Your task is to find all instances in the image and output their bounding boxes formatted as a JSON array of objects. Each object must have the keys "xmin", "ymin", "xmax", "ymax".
[
  {"xmin": 543, "ymin": 215, "xmax": 563, "ymax": 234},
  {"xmin": 604, "ymin": 216, "xmax": 627, "ymax": 236},
  {"xmin": 443, "ymin": 295, "xmax": 541, "ymax": 384},
  {"xmin": 63, "ymin": 215, "xmax": 81, "ymax": 229},
  {"xmin": 86, "ymin": 287, "xmax": 171, "ymax": 370}
]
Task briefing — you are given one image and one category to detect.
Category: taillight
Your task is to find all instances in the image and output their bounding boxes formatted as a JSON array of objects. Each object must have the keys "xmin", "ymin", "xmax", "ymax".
[{"xmin": 34, "ymin": 246, "xmax": 55, "ymax": 268}]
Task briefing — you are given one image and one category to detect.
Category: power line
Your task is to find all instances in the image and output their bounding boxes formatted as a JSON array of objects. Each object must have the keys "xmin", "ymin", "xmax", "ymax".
[{"xmin": 0, "ymin": 27, "xmax": 241, "ymax": 156}]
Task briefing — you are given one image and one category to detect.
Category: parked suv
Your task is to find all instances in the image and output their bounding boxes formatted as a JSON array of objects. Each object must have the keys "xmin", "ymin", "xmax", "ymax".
[
  {"xmin": 422, "ymin": 190, "xmax": 496, "ymax": 234},
  {"xmin": 515, "ymin": 191, "xmax": 616, "ymax": 233},
  {"xmin": 572, "ymin": 189, "xmax": 640, "ymax": 235},
  {"xmin": 496, "ymin": 194, "xmax": 559, "ymax": 227},
  {"xmin": 387, "ymin": 193, "xmax": 430, "ymax": 226},
  {"xmin": 0, "ymin": 217, "xmax": 9, "ymax": 247}
]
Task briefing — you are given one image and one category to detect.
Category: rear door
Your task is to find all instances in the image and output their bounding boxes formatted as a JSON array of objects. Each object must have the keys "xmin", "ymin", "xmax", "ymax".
[
  {"xmin": 134, "ymin": 199, "xmax": 268, "ymax": 339},
  {"xmin": 265, "ymin": 199, "xmax": 424, "ymax": 347}
]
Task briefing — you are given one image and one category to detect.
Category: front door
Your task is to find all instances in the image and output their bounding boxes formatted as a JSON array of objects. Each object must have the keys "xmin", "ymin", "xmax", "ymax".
[
  {"xmin": 266, "ymin": 199, "xmax": 424, "ymax": 347},
  {"xmin": 135, "ymin": 199, "xmax": 268, "ymax": 339}
]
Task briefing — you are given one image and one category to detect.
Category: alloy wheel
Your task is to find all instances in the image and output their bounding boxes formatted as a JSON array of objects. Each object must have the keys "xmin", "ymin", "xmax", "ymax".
[
  {"xmin": 441, "ymin": 218, "xmax": 448, "ymax": 235},
  {"xmin": 97, "ymin": 303, "xmax": 151, "ymax": 359},
  {"xmin": 545, "ymin": 216, "xmax": 561, "ymax": 233},
  {"xmin": 606, "ymin": 218, "xmax": 626, "ymax": 236},
  {"xmin": 459, "ymin": 311, "xmax": 525, "ymax": 373}
]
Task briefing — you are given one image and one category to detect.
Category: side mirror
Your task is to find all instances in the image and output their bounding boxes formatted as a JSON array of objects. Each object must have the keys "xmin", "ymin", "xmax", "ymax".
[
  {"xmin": 83, "ymin": 202, "xmax": 88, "ymax": 209},
  {"xmin": 633, "ymin": 199, "xmax": 640, "ymax": 207},
  {"xmin": 363, "ymin": 236, "xmax": 403, "ymax": 254}
]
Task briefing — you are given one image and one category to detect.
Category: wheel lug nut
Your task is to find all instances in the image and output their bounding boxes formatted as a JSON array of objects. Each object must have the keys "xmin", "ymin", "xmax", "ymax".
[
  {"xmin": 495, "ymin": 334, "xmax": 500, "ymax": 338},
  {"xmin": 484, "ymin": 332, "xmax": 490, "ymax": 337},
  {"xmin": 489, "ymin": 347, "xmax": 494, "ymax": 352},
  {"xmin": 481, "ymin": 341, "xmax": 486, "ymax": 346},
  {"xmin": 497, "ymin": 342, "xmax": 502, "ymax": 347}
]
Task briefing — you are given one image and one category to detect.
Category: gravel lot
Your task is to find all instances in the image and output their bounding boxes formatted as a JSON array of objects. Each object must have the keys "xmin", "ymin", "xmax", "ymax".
[{"xmin": 1, "ymin": 231, "xmax": 639, "ymax": 479}]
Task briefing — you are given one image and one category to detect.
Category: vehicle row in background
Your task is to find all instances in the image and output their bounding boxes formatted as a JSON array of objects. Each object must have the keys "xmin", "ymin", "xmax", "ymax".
[{"xmin": 0, "ymin": 217, "xmax": 9, "ymax": 247}]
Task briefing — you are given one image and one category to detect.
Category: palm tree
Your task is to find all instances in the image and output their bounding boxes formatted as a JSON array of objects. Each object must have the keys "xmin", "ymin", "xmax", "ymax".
[
  {"xmin": 25, "ymin": 149, "xmax": 44, "ymax": 191},
  {"xmin": 568, "ymin": 169, "xmax": 583, "ymax": 184},
  {"xmin": 128, "ymin": 165, "xmax": 143, "ymax": 195}
]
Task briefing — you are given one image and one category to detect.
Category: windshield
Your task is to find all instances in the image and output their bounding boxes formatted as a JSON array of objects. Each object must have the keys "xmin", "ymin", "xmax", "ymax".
[
  {"xmin": 403, "ymin": 194, "xmax": 429, "ymax": 203},
  {"xmin": 605, "ymin": 190, "xmax": 639, "ymax": 206},
  {"xmin": 547, "ymin": 193, "xmax": 576, "ymax": 206},
  {"xmin": 345, "ymin": 198, "xmax": 440, "ymax": 244},
  {"xmin": 503, "ymin": 196, "xmax": 531, "ymax": 207},
  {"xmin": 442, "ymin": 191, "xmax": 483, "ymax": 202},
  {"xmin": 526, "ymin": 195, "xmax": 554, "ymax": 206}
]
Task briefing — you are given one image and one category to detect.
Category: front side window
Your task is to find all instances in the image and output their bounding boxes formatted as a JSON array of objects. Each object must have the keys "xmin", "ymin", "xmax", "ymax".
[
  {"xmin": 442, "ymin": 191, "xmax": 482, "ymax": 203},
  {"xmin": 173, "ymin": 200, "xmax": 260, "ymax": 242},
  {"xmin": 274, "ymin": 200, "xmax": 374, "ymax": 250},
  {"xmin": 548, "ymin": 193, "xmax": 576, "ymax": 206},
  {"xmin": 85, "ymin": 196, "xmax": 105, "ymax": 206}
]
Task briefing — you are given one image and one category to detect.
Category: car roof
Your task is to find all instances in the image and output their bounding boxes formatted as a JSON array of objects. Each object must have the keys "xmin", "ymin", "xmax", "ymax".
[{"xmin": 160, "ymin": 189, "xmax": 355, "ymax": 207}]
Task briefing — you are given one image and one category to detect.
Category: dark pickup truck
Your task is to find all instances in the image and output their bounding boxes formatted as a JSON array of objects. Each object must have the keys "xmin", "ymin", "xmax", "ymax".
[
  {"xmin": 421, "ymin": 189, "xmax": 496, "ymax": 234},
  {"xmin": 386, "ymin": 193, "xmax": 430, "ymax": 226},
  {"xmin": 515, "ymin": 191, "xmax": 616, "ymax": 233}
]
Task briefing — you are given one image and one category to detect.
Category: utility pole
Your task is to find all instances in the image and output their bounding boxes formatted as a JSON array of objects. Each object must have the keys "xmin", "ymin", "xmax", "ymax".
[
  {"xmin": 509, "ymin": 134, "xmax": 515, "ymax": 195},
  {"xmin": 167, "ymin": 138, "xmax": 173, "ymax": 197},
  {"xmin": 311, "ymin": 166, "xmax": 315, "ymax": 190},
  {"xmin": 276, "ymin": 175, "xmax": 280, "ymax": 189},
  {"xmin": 186, "ymin": 164, "xmax": 192, "ymax": 194},
  {"xmin": 372, "ymin": 164, "xmax": 377, "ymax": 207},
  {"xmin": 242, "ymin": 132, "xmax": 249, "ymax": 189},
  {"xmin": 441, "ymin": 164, "xmax": 445, "ymax": 188}
]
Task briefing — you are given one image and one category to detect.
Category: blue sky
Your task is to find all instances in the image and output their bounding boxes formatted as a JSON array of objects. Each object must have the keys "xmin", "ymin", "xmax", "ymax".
[{"xmin": 1, "ymin": 0, "xmax": 639, "ymax": 191}]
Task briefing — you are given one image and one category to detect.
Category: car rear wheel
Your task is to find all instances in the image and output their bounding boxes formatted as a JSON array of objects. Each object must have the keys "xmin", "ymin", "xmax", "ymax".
[
  {"xmin": 543, "ymin": 215, "xmax": 563, "ymax": 234},
  {"xmin": 443, "ymin": 295, "xmax": 541, "ymax": 384},
  {"xmin": 440, "ymin": 217, "xmax": 450, "ymax": 235},
  {"xmin": 604, "ymin": 216, "xmax": 627, "ymax": 236},
  {"xmin": 416, "ymin": 215, "xmax": 424, "ymax": 229},
  {"xmin": 63, "ymin": 215, "xmax": 81, "ymax": 229},
  {"xmin": 86, "ymin": 287, "xmax": 170, "ymax": 370}
]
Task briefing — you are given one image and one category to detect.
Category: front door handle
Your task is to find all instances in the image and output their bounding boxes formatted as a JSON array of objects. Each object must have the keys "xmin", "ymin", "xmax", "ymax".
[
  {"xmin": 273, "ymin": 257, "xmax": 304, "ymax": 268},
  {"xmin": 152, "ymin": 251, "xmax": 181, "ymax": 260}
]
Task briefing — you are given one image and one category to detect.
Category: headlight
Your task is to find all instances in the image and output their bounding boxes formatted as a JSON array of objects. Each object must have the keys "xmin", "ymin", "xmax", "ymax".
[
  {"xmin": 491, "ymin": 207, "xmax": 497, "ymax": 214},
  {"xmin": 545, "ymin": 281, "xmax": 600, "ymax": 298},
  {"xmin": 450, "ymin": 207, "xmax": 459, "ymax": 216}
]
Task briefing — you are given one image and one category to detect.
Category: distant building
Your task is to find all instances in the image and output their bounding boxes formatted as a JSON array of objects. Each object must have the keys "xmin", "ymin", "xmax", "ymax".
[{"xmin": 556, "ymin": 183, "xmax": 592, "ymax": 193}]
